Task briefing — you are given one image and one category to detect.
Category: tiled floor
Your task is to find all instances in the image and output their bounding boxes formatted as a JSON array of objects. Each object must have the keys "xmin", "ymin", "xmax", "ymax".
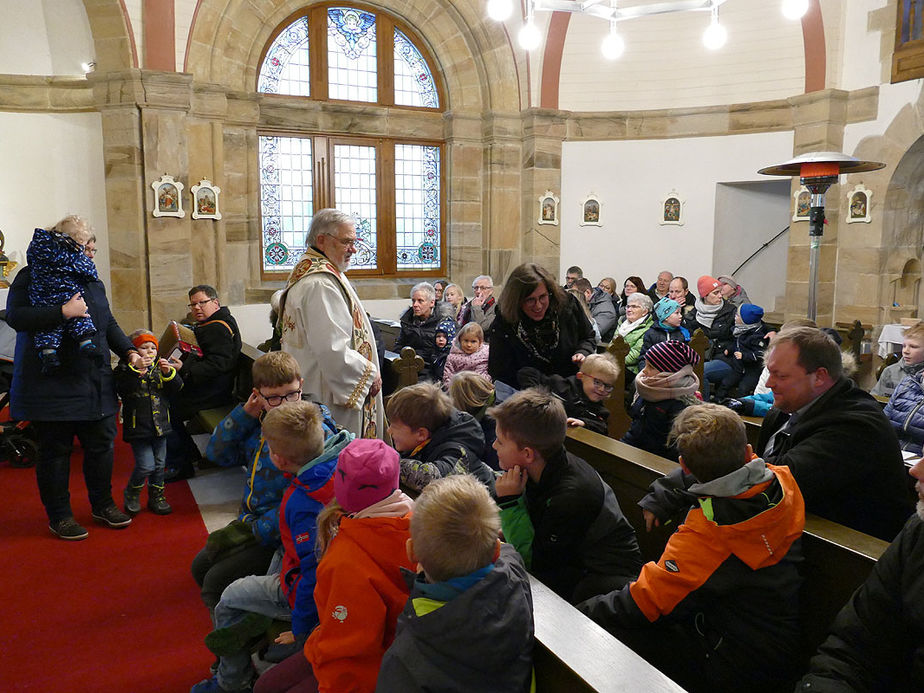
[{"xmin": 188, "ymin": 465, "xmax": 243, "ymax": 532}]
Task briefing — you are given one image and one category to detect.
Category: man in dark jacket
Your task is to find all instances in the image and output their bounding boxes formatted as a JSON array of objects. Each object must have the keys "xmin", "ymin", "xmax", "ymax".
[
  {"xmin": 7, "ymin": 254, "xmax": 141, "ymax": 540},
  {"xmin": 395, "ymin": 282, "xmax": 441, "ymax": 367},
  {"xmin": 797, "ymin": 459, "xmax": 924, "ymax": 692},
  {"xmin": 165, "ymin": 284, "xmax": 241, "ymax": 480}
]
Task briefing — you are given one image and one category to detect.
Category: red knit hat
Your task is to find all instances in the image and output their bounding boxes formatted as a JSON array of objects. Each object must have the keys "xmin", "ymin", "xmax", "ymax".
[
  {"xmin": 131, "ymin": 331, "xmax": 158, "ymax": 350},
  {"xmin": 334, "ymin": 439, "xmax": 399, "ymax": 514},
  {"xmin": 696, "ymin": 275, "xmax": 720, "ymax": 298}
]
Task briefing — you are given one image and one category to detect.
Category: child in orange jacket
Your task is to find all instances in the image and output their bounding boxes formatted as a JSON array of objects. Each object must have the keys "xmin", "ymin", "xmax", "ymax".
[{"xmin": 253, "ymin": 438, "xmax": 415, "ymax": 693}]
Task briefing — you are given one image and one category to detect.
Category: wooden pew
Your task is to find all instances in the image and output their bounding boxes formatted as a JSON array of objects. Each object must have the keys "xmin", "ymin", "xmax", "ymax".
[
  {"xmin": 531, "ymin": 575, "xmax": 686, "ymax": 693},
  {"xmin": 563, "ymin": 427, "xmax": 888, "ymax": 672},
  {"xmin": 189, "ymin": 341, "xmax": 263, "ymax": 434}
]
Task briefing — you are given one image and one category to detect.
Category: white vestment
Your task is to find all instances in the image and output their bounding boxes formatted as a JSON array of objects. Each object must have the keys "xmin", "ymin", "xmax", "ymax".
[{"xmin": 280, "ymin": 260, "xmax": 383, "ymax": 439}]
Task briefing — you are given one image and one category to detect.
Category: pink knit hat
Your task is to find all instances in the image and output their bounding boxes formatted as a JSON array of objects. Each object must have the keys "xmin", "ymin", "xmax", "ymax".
[
  {"xmin": 697, "ymin": 275, "xmax": 720, "ymax": 298},
  {"xmin": 334, "ymin": 439, "xmax": 400, "ymax": 514}
]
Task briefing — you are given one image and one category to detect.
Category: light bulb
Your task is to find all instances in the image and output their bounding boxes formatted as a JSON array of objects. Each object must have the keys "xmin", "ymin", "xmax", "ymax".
[
  {"xmin": 601, "ymin": 29, "xmax": 625, "ymax": 60},
  {"xmin": 781, "ymin": 0, "xmax": 809, "ymax": 20},
  {"xmin": 518, "ymin": 21, "xmax": 542, "ymax": 51},
  {"xmin": 486, "ymin": 0, "xmax": 514, "ymax": 22},
  {"xmin": 702, "ymin": 19, "xmax": 727, "ymax": 50}
]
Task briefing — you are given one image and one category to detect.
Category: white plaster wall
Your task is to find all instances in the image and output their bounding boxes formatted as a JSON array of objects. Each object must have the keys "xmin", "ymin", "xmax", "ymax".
[
  {"xmin": 713, "ymin": 181, "xmax": 791, "ymax": 311},
  {"xmin": 176, "ymin": 0, "xmax": 198, "ymax": 71},
  {"xmin": 0, "ymin": 0, "xmax": 93, "ymax": 75},
  {"xmin": 838, "ymin": 0, "xmax": 887, "ymax": 92},
  {"xmin": 560, "ymin": 131, "xmax": 795, "ymax": 292},
  {"xmin": 0, "ymin": 112, "xmax": 110, "ymax": 289},
  {"xmin": 125, "ymin": 0, "xmax": 144, "ymax": 69},
  {"xmin": 558, "ymin": 0, "xmax": 805, "ymax": 111}
]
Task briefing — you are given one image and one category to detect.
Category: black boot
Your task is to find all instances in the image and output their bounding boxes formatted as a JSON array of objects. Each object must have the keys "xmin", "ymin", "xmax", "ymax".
[
  {"xmin": 124, "ymin": 483, "xmax": 143, "ymax": 514},
  {"xmin": 148, "ymin": 484, "xmax": 172, "ymax": 515}
]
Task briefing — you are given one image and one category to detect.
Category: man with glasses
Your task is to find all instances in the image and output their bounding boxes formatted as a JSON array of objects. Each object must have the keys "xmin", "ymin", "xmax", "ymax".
[
  {"xmin": 278, "ymin": 208, "xmax": 383, "ymax": 439},
  {"xmin": 165, "ymin": 284, "xmax": 241, "ymax": 480},
  {"xmin": 460, "ymin": 274, "xmax": 497, "ymax": 336}
]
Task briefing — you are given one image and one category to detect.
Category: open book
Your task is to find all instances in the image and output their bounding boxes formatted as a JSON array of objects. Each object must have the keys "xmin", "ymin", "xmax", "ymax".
[{"xmin": 158, "ymin": 321, "xmax": 203, "ymax": 361}]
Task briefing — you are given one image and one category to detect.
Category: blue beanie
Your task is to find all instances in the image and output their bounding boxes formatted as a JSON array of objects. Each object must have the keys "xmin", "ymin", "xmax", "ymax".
[
  {"xmin": 435, "ymin": 317, "xmax": 457, "ymax": 344},
  {"xmin": 654, "ymin": 298, "xmax": 681, "ymax": 325},
  {"xmin": 738, "ymin": 303, "xmax": 764, "ymax": 325}
]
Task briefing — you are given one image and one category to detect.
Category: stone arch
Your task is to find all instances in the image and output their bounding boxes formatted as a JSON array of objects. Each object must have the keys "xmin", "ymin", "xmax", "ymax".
[
  {"xmin": 185, "ymin": 0, "xmax": 524, "ymax": 113},
  {"xmin": 81, "ymin": 0, "xmax": 136, "ymax": 72}
]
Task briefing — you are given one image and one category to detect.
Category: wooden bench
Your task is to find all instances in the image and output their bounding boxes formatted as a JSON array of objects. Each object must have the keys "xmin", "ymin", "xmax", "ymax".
[
  {"xmin": 531, "ymin": 575, "xmax": 686, "ymax": 692},
  {"xmin": 188, "ymin": 342, "xmax": 263, "ymax": 435},
  {"xmin": 563, "ymin": 427, "xmax": 888, "ymax": 672}
]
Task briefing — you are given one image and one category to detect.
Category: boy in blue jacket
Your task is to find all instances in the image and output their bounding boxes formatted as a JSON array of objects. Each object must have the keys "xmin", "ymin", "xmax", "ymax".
[
  {"xmin": 190, "ymin": 351, "xmax": 338, "ymax": 614},
  {"xmin": 192, "ymin": 400, "xmax": 353, "ymax": 693}
]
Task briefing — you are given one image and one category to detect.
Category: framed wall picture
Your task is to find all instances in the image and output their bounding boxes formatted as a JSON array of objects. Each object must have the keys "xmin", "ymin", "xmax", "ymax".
[
  {"xmin": 151, "ymin": 175, "xmax": 185, "ymax": 218},
  {"xmin": 538, "ymin": 190, "xmax": 559, "ymax": 226},
  {"xmin": 659, "ymin": 191, "xmax": 684, "ymax": 226},
  {"xmin": 191, "ymin": 179, "xmax": 222, "ymax": 220},
  {"xmin": 846, "ymin": 184, "xmax": 872, "ymax": 224},
  {"xmin": 792, "ymin": 186, "xmax": 810, "ymax": 222},
  {"xmin": 579, "ymin": 194, "xmax": 602, "ymax": 226}
]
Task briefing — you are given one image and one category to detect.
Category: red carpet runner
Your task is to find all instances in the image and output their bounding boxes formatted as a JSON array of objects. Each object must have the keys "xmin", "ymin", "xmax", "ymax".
[{"xmin": 0, "ymin": 434, "xmax": 214, "ymax": 692}]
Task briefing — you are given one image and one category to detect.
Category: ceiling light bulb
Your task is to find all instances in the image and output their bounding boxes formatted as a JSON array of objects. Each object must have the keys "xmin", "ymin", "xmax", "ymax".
[
  {"xmin": 702, "ymin": 18, "xmax": 727, "ymax": 50},
  {"xmin": 518, "ymin": 21, "xmax": 542, "ymax": 51},
  {"xmin": 781, "ymin": 0, "xmax": 809, "ymax": 20},
  {"xmin": 601, "ymin": 29, "xmax": 625, "ymax": 60},
  {"xmin": 486, "ymin": 0, "xmax": 514, "ymax": 22}
]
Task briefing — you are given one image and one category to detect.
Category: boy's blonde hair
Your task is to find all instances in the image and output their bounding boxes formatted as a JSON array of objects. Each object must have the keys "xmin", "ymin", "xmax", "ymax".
[
  {"xmin": 386, "ymin": 381, "xmax": 453, "ymax": 434},
  {"xmin": 261, "ymin": 400, "xmax": 325, "ymax": 465},
  {"xmin": 668, "ymin": 403, "xmax": 747, "ymax": 482},
  {"xmin": 411, "ymin": 475, "xmax": 500, "ymax": 582},
  {"xmin": 579, "ymin": 353, "xmax": 621, "ymax": 386},
  {"xmin": 251, "ymin": 351, "xmax": 301, "ymax": 389},
  {"xmin": 449, "ymin": 372, "xmax": 495, "ymax": 414},
  {"xmin": 456, "ymin": 321, "xmax": 484, "ymax": 343},
  {"xmin": 904, "ymin": 322, "xmax": 924, "ymax": 343},
  {"xmin": 488, "ymin": 388, "xmax": 566, "ymax": 461},
  {"xmin": 52, "ymin": 215, "xmax": 92, "ymax": 245}
]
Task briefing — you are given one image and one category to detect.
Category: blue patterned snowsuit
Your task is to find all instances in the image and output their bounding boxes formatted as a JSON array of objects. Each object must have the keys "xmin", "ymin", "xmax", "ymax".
[{"xmin": 26, "ymin": 228, "xmax": 97, "ymax": 351}]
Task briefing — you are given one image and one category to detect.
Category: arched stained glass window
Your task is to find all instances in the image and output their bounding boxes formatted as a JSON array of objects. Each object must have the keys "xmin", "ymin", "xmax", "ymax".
[
  {"xmin": 394, "ymin": 28, "xmax": 438, "ymax": 108},
  {"xmin": 258, "ymin": 16, "xmax": 310, "ymax": 96},
  {"xmin": 257, "ymin": 5, "xmax": 445, "ymax": 277}
]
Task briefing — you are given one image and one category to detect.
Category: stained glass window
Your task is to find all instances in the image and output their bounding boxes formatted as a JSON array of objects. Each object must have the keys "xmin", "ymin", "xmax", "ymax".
[
  {"xmin": 333, "ymin": 144, "xmax": 378, "ymax": 270},
  {"xmin": 258, "ymin": 17, "xmax": 310, "ymax": 96},
  {"xmin": 395, "ymin": 144, "xmax": 440, "ymax": 270},
  {"xmin": 327, "ymin": 8, "xmax": 377, "ymax": 102},
  {"xmin": 394, "ymin": 28, "xmax": 438, "ymax": 108},
  {"xmin": 259, "ymin": 136, "xmax": 313, "ymax": 272}
]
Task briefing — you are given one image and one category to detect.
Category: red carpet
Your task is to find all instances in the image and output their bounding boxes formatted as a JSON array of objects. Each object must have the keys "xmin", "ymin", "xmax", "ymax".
[{"xmin": 0, "ymin": 434, "xmax": 214, "ymax": 692}]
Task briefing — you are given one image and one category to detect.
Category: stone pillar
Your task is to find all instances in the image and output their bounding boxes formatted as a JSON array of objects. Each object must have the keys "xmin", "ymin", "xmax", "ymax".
[
  {"xmin": 784, "ymin": 89, "xmax": 849, "ymax": 327},
  {"xmin": 521, "ymin": 110, "xmax": 566, "ymax": 278},
  {"xmin": 479, "ymin": 112, "xmax": 522, "ymax": 285}
]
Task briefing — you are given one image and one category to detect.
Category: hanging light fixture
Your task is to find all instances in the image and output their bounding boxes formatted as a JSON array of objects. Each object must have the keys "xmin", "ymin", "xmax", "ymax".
[
  {"xmin": 702, "ymin": 2, "xmax": 727, "ymax": 50},
  {"xmin": 491, "ymin": 1, "xmax": 806, "ymax": 59}
]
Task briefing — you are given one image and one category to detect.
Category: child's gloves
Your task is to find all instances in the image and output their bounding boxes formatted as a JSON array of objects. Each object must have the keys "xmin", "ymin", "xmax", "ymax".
[
  {"xmin": 720, "ymin": 397, "xmax": 755, "ymax": 416},
  {"xmin": 205, "ymin": 519, "xmax": 257, "ymax": 561}
]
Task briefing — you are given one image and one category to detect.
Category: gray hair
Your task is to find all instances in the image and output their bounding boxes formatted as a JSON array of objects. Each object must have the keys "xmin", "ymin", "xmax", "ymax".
[
  {"xmin": 472, "ymin": 275, "xmax": 493, "ymax": 289},
  {"xmin": 627, "ymin": 292, "xmax": 653, "ymax": 312},
  {"xmin": 411, "ymin": 282, "xmax": 436, "ymax": 301},
  {"xmin": 306, "ymin": 208, "xmax": 353, "ymax": 247}
]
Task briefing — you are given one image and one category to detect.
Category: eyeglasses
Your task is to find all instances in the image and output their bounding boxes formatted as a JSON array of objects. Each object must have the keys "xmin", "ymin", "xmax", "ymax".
[
  {"xmin": 473, "ymin": 284, "xmax": 492, "ymax": 292},
  {"xmin": 258, "ymin": 388, "xmax": 302, "ymax": 406},
  {"xmin": 326, "ymin": 234, "xmax": 357, "ymax": 249},
  {"xmin": 187, "ymin": 299, "xmax": 217, "ymax": 309},
  {"xmin": 592, "ymin": 378, "xmax": 615, "ymax": 393},
  {"xmin": 523, "ymin": 292, "xmax": 549, "ymax": 307},
  {"xmin": 85, "ymin": 248, "xmax": 98, "ymax": 256}
]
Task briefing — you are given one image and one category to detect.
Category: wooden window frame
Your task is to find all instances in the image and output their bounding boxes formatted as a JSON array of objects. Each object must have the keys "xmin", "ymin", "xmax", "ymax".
[{"xmin": 892, "ymin": 0, "xmax": 924, "ymax": 83}]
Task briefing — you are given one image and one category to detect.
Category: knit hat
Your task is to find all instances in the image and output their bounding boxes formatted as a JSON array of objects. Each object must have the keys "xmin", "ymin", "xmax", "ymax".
[
  {"xmin": 645, "ymin": 340, "xmax": 701, "ymax": 373},
  {"xmin": 697, "ymin": 275, "xmax": 720, "ymax": 298},
  {"xmin": 654, "ymin": 298, "xmax": 681, "ymax": 325},
  {"xmin": 131, "ymin": 331, "xmax": 158, "ymax": 350},
  {"xmin": 738, "ymin": 303, "xmax": 764, "ymax": 325},
  {"xmin": 717, "ymin": 275, "xmax": 738, "ymax": 290},
  {"xmin": 334, "ymin": 439, "xmax": 400, "ymax": 514},
  {"xmin": 435, "ymin": 317, "xmax": 457, "ymax": 344}
]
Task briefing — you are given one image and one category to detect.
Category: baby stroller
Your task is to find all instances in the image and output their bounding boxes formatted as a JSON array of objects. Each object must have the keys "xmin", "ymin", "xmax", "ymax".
[{"xmin": 0, "ymin": 310, "xmax": 37, "ymax": 467}]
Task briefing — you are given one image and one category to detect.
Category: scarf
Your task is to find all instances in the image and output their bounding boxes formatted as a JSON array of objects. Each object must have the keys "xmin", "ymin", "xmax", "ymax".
[
  {"xmin": 634, "ymin": 364, "xmax": 700, "ymax": 402},
  {"xmin": 618, "ymin": 313, "xmax": 649, "ymax": 337},
  {"xmin": 516, "ymin": 308, "xmax": 560, "ymax": 368},
  {"xmin": 694, "ymin": 297, "xmax": 724, "ymax": 329},
  {"xmin": 733, "ymin": 321, "xmax": 762, "ymax": 337}
]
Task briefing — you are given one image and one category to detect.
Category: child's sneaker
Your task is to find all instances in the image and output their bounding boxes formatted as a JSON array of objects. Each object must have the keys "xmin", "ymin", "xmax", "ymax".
[
  {"xmin": 148, "ymin": 484, "xmax": 172, "ymax": 515},
  {"xmin": 124, "ymin": 484, "xmax": 143, "ymax": 514}
]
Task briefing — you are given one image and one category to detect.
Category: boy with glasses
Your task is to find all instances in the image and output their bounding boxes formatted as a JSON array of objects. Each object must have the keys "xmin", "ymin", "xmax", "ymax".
[
  {"xmin": 190, "ymin": 351, "xmax": 340, "ymax": 617},
  {"xmin": 517, "ymin": 353, "xmax": 621, "ymax": 435}
]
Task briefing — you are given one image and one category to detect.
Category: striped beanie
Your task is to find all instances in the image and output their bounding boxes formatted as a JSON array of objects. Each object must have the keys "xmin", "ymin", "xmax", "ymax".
[{"xmin": 645, "ymin": 340, "xmax": 700, "ymax": 373}]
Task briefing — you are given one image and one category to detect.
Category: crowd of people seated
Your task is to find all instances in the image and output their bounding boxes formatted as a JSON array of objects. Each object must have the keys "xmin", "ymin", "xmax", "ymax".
[{"xmin": 9, "ymin": 213, "xmax": 924, "ymax": 692}]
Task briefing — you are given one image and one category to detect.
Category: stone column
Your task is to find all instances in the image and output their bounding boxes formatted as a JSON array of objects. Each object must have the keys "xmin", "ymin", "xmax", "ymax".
[{"xmin": 521, "ymin": 109, "xmax": 566, "ymax": 278}]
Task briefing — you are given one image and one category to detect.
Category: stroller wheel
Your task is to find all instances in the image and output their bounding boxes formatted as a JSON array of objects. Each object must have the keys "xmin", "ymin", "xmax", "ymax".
[{"xmin": 5, "ymin": 436, "xmax": 38, "ymax": 468}]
